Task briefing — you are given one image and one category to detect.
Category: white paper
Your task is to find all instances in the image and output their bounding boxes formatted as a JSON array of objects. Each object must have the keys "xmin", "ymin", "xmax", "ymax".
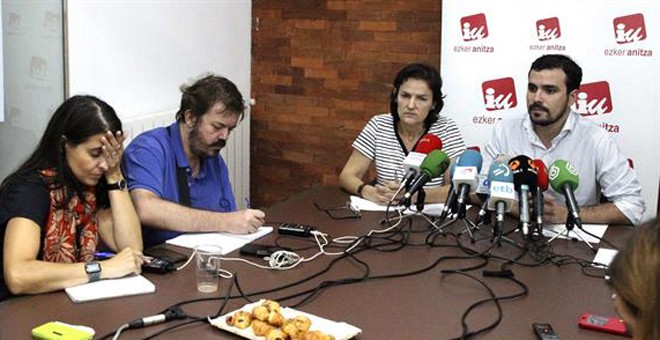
[
  {"xmin": 593, "ymin": 248, "xmax": 618, "ymax": 266},
  {"xmin": 165, "ymin": 226, "xmax": 273, "ymax": 254},
  {"xmin": 542, "ymin": 223, "xmax": 608, "ymax": 244},
  {"xmin": 65, "ymin": 275, "xmax": 155, "ymax": 303},
  {"xmin": 349, "ymin": 195, "xmax": 448, "ymax": 215}
]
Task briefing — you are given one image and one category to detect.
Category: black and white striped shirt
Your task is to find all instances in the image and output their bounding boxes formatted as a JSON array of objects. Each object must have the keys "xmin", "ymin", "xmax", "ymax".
[{"xmin": 353, "ymin": 113, "xmax": 466, "ymax": 188}]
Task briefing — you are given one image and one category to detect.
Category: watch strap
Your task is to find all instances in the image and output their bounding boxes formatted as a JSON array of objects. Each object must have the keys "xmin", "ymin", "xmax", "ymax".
[{"xmin": 107, "ymin": 178, "xmax": 127, "ymax": 191}]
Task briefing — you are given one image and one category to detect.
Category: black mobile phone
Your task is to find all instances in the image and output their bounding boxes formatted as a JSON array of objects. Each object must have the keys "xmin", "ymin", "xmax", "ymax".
[
  {"xmin": 143, "ymin": 244, "xmax": 188, "ymax": 264},
  {"xmin": 533, "ymin": 323, "xmax": 560, "ymax": 340},
  {"xmin": 142, "ymin": 258, "xmax": 176, "ymax": 274},
  {"xmin": 239, "ymin": 244, "xmax": 286, "ymax": 258}
]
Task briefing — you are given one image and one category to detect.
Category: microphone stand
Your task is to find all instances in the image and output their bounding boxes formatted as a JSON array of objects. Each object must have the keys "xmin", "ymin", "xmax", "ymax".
[
  {"xmin": 547, "ymin": 214, "xmax": 595, "ymax": 252},
  {"xmin": 433, "ymin": 185, "xmax": 478, "ymax": 242},
  {"xmin": 392, "ymin": 187, "xmax": 438, "ymax": 231}
]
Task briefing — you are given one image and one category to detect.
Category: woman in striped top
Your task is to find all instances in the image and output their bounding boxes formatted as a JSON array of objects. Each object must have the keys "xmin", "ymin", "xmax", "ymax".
[{"xmin": 340, "ymin": 63, "xmax": 466, "ymax": 205}]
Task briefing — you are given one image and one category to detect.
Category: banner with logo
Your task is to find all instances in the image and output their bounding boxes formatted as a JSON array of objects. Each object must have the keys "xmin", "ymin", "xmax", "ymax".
[{"xmin": 441, "ymin": 0, "xmax": 659, "ymax": 222}]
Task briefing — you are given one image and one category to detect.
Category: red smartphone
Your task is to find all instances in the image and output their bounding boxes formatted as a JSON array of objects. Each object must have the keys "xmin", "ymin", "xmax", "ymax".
[{"xmin": 578, "ymin": 313, "xmax": 630, "ymax": 337}]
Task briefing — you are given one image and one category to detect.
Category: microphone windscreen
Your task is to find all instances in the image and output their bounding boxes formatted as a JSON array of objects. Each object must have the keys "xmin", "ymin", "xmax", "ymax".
[
  {"xmin": 508, "ymin": 155, "xmax": 538, "ymax": 191},
  {"xmin": 533, "ymin": 159, "xmax": 549, "ymax": 191},
  {"xmin": 456, "ymin": 149, "xmax": 483, "ymax": 173},
  {"xmin": 487, "ymin": 161, "xmax": 513, "ymax": 183},
  {"xmin": 420, "ymin": 150, "xmax": 450, "ymax": 179},
  {"xmin": 548, "ymin": 159, "xmax": 579, "ymax": 192},
  {"xmin": 415, "ymin": 134, "xmax": 442, "ymax": 154}
]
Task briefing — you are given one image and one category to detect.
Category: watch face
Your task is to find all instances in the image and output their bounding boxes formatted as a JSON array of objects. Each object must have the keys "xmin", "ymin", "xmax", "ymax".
[
  {"xmin": 85, "ymin": 262, "xmax": 101, "ymax": 274},
  {"xmin": 108, "ymin": 178, "xmax": 127, "ymax": 191}
]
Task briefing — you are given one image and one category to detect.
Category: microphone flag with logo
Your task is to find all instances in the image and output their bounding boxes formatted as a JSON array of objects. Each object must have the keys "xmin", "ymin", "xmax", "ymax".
[
  {"xmin": 401, "ymin": 149, "xmax": 450, "ymax": 204},
  {"xmin": 548, "ymin": 159, "xmax": 582, "ymax": 228},
  {"xmin": 452, "ymin": 149, "xmax": 483, "ymax": 213},
  {"xmin": 402, "ymin": 134, "xmax": 443, "ymax": 186}
]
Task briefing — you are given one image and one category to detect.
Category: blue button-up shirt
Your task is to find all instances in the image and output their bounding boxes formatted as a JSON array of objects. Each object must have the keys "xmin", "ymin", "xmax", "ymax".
[{"xmin": 123, "ymin": 122, "xmax": 236, "ymax": 247}]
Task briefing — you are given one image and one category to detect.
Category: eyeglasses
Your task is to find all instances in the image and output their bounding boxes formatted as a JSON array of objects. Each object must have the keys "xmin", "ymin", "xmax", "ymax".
[{"xmin": 313, "ymin": 201, "xmax": 361, "ymax": 220}]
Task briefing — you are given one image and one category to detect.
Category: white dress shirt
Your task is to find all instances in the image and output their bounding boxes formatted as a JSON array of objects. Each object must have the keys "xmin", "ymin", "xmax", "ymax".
[{"xmin": 482, "ymin": 111, "xmax": 645, "ymax": 225}]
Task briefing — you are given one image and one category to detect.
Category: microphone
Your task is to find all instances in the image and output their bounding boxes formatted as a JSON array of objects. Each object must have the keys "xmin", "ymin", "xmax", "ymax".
[
  {"xmin": 128, "ymin": 306, "xmax": 187, "ymax": 329},
  {"xmin": 401, "ymin": 150, "xmax": 450, "ymax": 206},
  {"xmin": 508, "ymin": 155, "xmax": 538, "ymax": 236},
  {"xmin": 439, "ymin": 162, "xmax": 458, "ymax": 220},
  {"xmin": 487, "ymin": 161, "xmax": 515, "ymax": 239},
  {"xmin": 532, "ymin": 159, "xmax": 548, "ymax": 232},
  {"xmin": 452, "ymin": 150, "xmax": 483, "ymax": 216},
  {"xmin": 548, "ymin": 159, "xmax": 582, "ymax": 228},
  {"xmin": 402, "ymin": 134, "xmax": 442, "ymax": 185}
]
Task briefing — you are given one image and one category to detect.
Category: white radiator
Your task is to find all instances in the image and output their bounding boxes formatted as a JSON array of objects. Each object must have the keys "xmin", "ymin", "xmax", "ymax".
[{"xmin": 122, "ymin": 112, "xmax": 250, "ymax": 210}]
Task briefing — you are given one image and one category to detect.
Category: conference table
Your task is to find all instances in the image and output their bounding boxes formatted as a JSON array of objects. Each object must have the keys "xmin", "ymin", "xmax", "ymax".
[{"xmin": 0, "ymin": 187, "xmax": 632, "ymax": 339}]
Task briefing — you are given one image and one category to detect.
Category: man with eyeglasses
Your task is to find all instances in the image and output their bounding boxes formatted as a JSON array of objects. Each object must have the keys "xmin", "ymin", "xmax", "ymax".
[{"xmin": 123, "ymin": 75, "xmax": 265, "ymax": 248}]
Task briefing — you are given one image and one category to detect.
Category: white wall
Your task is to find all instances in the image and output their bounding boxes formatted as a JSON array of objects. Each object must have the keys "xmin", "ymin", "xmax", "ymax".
[{"xmin": 66, "ymin": 0, "xmax": 252, "ymax": 208}]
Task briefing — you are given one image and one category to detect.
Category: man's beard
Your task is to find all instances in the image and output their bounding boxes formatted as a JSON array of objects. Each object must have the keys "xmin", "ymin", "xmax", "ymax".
[
  {"xmin": 189, "ymin": 125, "xmax": 226, "ymax": 158},
  {"xmin": 528, "ymin": 102, "xmax": 567, "ymax": 127}
]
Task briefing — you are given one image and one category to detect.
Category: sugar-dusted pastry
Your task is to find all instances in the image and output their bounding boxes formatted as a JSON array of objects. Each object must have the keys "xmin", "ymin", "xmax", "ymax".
[
  {"xmin": 265, "ymin": 328, "xmax": 288, "ymax": 340},
  {"xmin": 251, "ymin": 319, "xmax": 275, "ymax": 336},
  {"xmin": 292, "ymin": 315, "xmax": 312, "ymax": 331},
  {"xmin": 267, "ymin": 310, "xmax": 285, "ymax": 327},
  {"xmin": 252, "ymin": 305, "xmax": 269, "ymax": 321},
  {"xmin": 302, "ymin": 330, "xmax": 335, "ymax": 340},
  {"xmin": 281, "ymin": 319, "xmax": 300, "ymax": 338},
  {"xmin": 262, "ymin": 299, "xmax": 281, "ymax": 313},
  {"xmin": 226, "ymin": 310, "xmax": 252, "ymax": 329}
]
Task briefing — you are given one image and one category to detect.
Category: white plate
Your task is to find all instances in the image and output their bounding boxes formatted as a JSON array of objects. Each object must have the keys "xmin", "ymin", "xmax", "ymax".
[{"xmin": 210, "ymin": 299, "xmax": 362, "ymax": 340}]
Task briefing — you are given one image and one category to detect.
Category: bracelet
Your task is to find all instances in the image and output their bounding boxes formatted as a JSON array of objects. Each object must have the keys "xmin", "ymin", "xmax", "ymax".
[{"xmin": 356, "ymin": 183, "xmax": 366, "ymax": 198}]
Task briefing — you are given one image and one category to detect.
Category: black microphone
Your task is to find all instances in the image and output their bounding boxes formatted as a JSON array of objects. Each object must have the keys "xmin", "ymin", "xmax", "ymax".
[
  {"xmin": 533, "ymin": 159, "xmax": 549, "ymax": 234},
  {"xmin": 439, "ymin": 163, "xmax": 458, "ymax": 220},
  {"xmin": 509, "ymin": 155, "xmax": 538, "ymax": 237},
  {"xmin": 128, "ymin": 306, "xmax": 187, "ymax": 329}
]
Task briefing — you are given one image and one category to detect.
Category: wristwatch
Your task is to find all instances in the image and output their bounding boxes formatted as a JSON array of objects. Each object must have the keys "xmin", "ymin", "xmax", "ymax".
[
  {"xmin": 85, "ymin": 261, "xmax": 102, "ymax": 282},
  {"xmin": 107, "ymin": 178, "xmax": 127, "ymax": 191}
]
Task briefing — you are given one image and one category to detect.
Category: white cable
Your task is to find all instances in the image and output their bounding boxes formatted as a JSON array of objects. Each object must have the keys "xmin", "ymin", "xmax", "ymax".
[{"xmin": 112, "ymin": 323, "xmax": 129, "ymax": 340}]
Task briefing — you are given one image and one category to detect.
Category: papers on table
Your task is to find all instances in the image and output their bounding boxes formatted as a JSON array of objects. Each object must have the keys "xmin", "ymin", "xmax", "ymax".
[
  {"xmin": 165, "ymin": 226, "xmax": 273, "ymax": 254},
  {"xmin": 65, "ymin": 275, "xmax": 155, "ymax": 303},
  {"xmin": 593, "ymin": 248, "xmax": 618, "ymax": 266},
  {"xmin": 541, "ymin": 223, "xmax": 608, "ymax": 244},
  {"xmin": 349, "ymin": 195, "xmax": 449, "ymax": 216}
]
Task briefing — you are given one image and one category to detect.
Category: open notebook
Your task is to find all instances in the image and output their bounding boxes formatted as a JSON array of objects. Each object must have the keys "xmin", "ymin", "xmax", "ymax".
[{"xmin": 65, "ymin": 274, "xmax": 155, "ymax": 303}]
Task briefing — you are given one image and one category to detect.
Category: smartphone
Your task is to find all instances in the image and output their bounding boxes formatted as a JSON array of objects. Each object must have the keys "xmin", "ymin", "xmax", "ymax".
[
  {"xmin": 143, "ymin": 244, "xmax": 188, "ymax": 264},
  {"xmin": 532, "ymin": 323, "xmax": 559, "ymax": 340},
  {"xmin": 239, "ymin": 244, "xmax": 286, "ymax": 258},
  {"xmin": 578, "ymin": 313, "xmax": 629, "ymax": 336}
]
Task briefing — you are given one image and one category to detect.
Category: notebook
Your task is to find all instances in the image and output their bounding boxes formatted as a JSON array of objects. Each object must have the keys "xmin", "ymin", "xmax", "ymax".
[
  {"xmin": 65, "ymin": 274, "xmax": 155, "ymax": 303},
  {"xmin": 165, "ymin": 226, "xmax": 273, "ymax": 254}
]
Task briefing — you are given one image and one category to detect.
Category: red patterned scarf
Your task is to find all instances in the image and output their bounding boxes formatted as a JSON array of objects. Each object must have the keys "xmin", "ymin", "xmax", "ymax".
[{"xmin": 40, "ymin": 169, "xmax": 99, "ymax": 263}]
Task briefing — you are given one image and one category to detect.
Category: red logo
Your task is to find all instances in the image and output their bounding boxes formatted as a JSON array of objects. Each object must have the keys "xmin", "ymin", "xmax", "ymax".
[
  {"xmin": 613, "ymin": 13, "xmax": 646, "ymax": 44},
  {"xmin": 460, "ymin": 14, "xmax": 489, "ymax": 41},
  {"xmin": 482, "ymin": 77, "xmax": 517, "ymax": 111},
  {"xmin": 536, "ymin": 17, "xmax": 561, "ymax": 41},
  {"xmin": 572, "ymin": 81, "xmax": 613, "ymax": 116}
]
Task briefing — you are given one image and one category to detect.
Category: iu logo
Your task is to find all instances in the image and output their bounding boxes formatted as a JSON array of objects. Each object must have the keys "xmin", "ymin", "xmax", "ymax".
[
  {"xmin": 536, "ymin": 17, "xmax": 561, "ymax": 41},
  {"xmin": 613, "ymin": 13, "xmax": 646, "ymax": 44},
  {"xmin": 572, "ymin": 81, "xmax": 613, "ymax": 116},
  {"xmin": 460, "ymin": 13, "xmax": 489, "ymax": 41},
  {"xmin": 482, "ymin": 77, "xmax": 517, "ymax": 111}
]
